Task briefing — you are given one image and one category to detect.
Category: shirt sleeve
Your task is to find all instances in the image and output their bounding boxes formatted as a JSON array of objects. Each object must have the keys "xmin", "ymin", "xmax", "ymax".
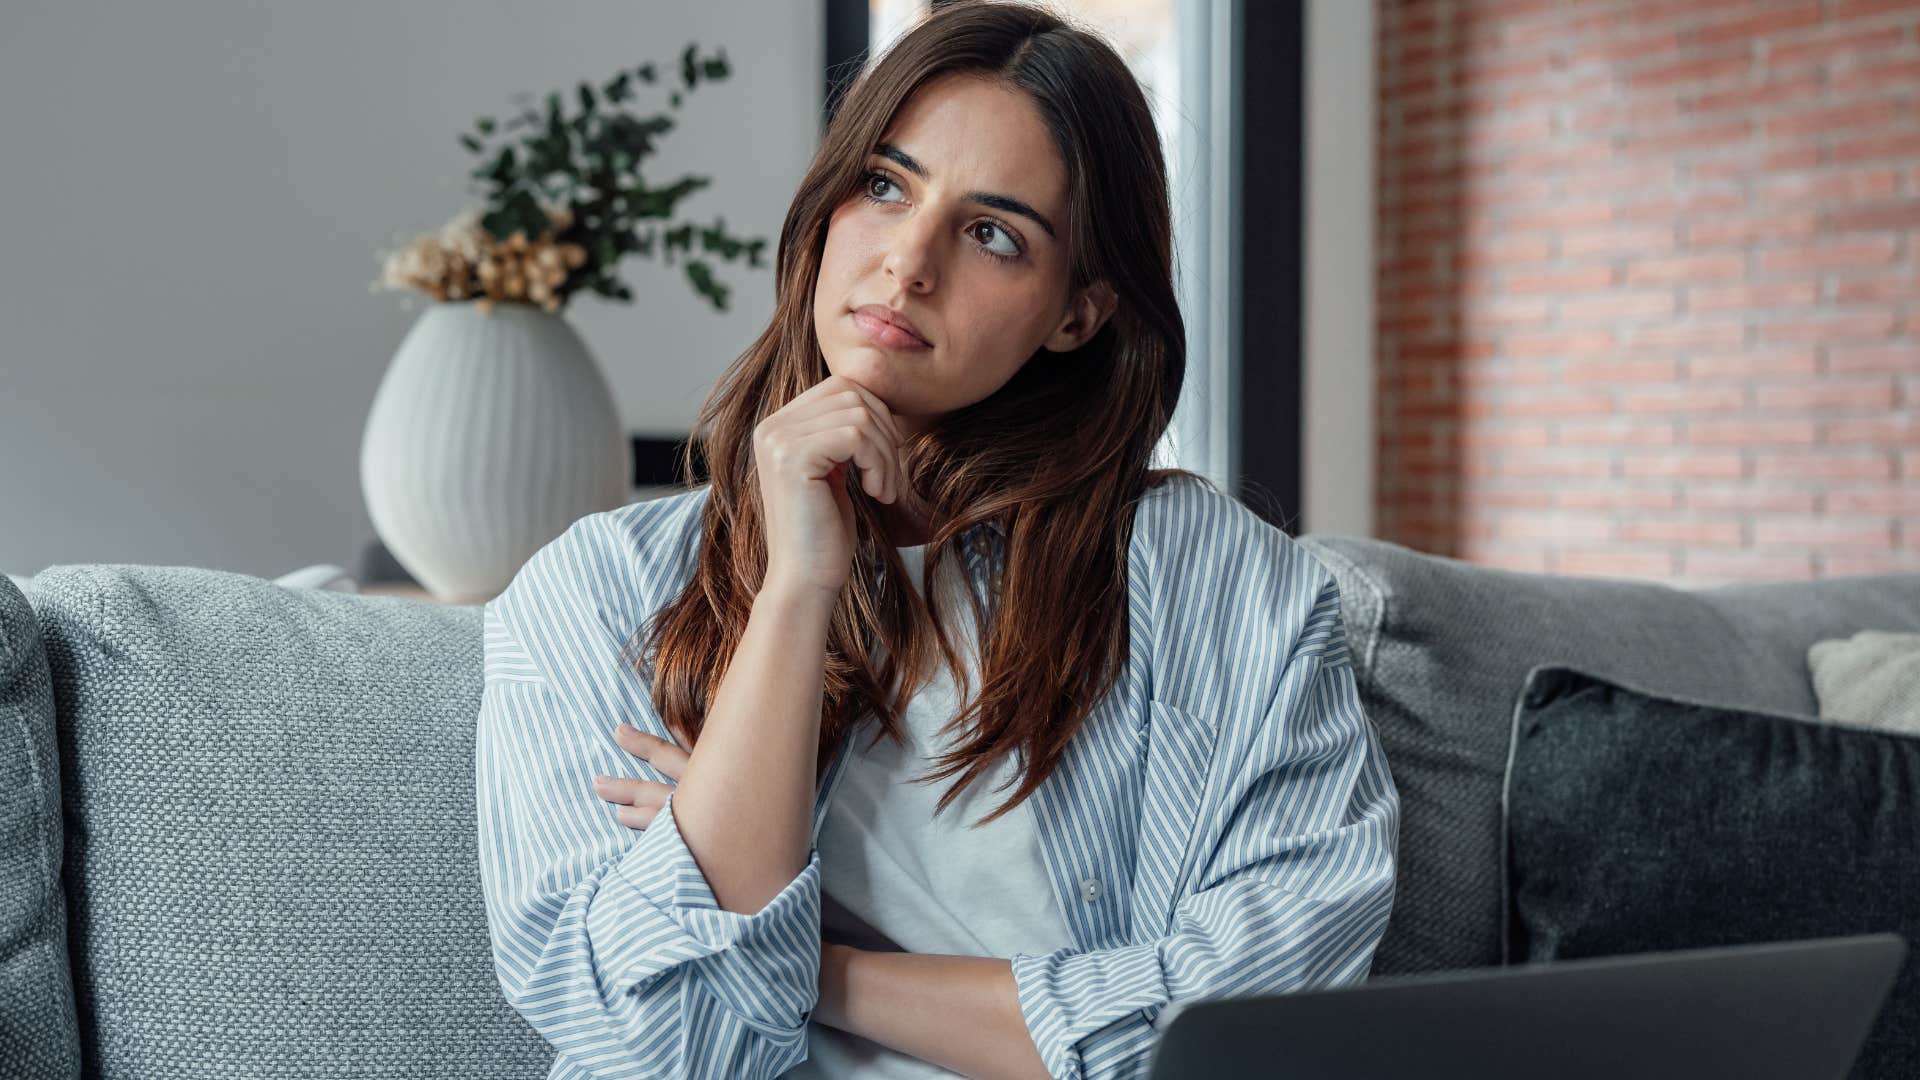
[
  {"xmin": 474, "ymin": 513, "xmax": 824, "ymax": 1080},
  {"xmin": 1008, "ymin": 570, "xmax": 1401, "ymax": 1080}
]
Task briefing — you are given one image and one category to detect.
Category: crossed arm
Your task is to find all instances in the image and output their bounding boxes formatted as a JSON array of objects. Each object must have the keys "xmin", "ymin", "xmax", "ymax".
[
  {"xmin": 483, "ymin": 520, "xmax": 1397, "ymax": 1080},
  {"xmin": 596, "ymin": 720, "xmax": 1051, "ymax": 1078},
  {"xmin": 816, "ymin": 942, "xmax": 1053, "ymax": 1079}
]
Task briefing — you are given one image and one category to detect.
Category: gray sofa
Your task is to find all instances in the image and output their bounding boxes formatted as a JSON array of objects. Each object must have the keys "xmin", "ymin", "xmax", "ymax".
[{"xmin": 4, "ymin": 535, "xmax": 1917, "ymax": 1078}]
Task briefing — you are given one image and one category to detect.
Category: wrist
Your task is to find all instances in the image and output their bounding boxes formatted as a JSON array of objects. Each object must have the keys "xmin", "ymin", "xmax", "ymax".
[
  {"xmin": 757, "ymin": 572, "xmax": 841, "ymax": 616},
  {"xmin": 816, "ymin": 942, "xmax": 856, "ymax": 1031}
]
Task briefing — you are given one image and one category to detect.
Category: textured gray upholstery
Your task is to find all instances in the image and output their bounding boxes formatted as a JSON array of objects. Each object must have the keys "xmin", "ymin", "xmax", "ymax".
[
  {"xmin": 0, "ymin": 574, "xmax": 81, "ymax": 1079},
  {"xmin": 25, "ymin": 564, "xmax": 551, "ymax": 1079},
  {"xmin": 13, "ymin": 539, "xmax": 1920, "ymax": 1076},
  {"xmin": 1298, "ymin": 535, "xmax": 1920, "ymax": 977}
]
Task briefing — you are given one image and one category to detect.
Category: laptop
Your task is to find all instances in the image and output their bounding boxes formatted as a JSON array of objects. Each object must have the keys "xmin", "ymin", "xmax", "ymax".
[{"xmin": 1145, "ymin": 933, "xmax": 1907, "ymax": 1079}]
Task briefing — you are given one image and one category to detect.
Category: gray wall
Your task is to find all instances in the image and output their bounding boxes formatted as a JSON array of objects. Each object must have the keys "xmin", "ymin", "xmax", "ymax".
[{"xmin": 0, "ymin": 0, "xmax": 823, "ymax": 580}]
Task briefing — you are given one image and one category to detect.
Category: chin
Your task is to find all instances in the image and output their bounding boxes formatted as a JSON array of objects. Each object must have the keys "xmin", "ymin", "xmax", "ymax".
[
  {"xmin": 831, "ymin": 350, "xmax": 927, "ymax": 410},
  {"xmin": 827, "ymin": 346, "xmax": 891, "ymax": 385}
]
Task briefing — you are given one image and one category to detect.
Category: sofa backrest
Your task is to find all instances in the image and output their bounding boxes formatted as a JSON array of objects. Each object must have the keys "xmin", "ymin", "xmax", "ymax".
[
  {"xmin": 1298, "ymin": 534, "xmax": 1920, "ymax": 978},
  {"xmin": 23, "ymin": 563, "xmax": 552, "ymax": 1078},
  {"xmin": 0, "ymin": 573, "xmax": 81, "ymax": 1079}
]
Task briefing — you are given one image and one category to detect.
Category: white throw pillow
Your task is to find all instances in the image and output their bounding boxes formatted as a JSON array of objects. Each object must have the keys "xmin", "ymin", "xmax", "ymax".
[
  {"xmin": 1808, "ymin": 629, "xmax": 1920, "ymax": 735},
  {"xmin": 272, "ymin": 564, "xmax": 360, "ymax": 592}
]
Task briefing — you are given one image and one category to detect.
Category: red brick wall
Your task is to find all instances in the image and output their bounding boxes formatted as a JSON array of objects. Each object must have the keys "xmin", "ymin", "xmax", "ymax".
[{"xmin": 1375, "ymin": 0, "xmax": 1919, "ymax": 584}]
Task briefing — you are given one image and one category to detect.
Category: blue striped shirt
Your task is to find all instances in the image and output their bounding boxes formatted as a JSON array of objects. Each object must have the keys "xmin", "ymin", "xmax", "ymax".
[{"xmin": 475, "ymin": 473, "xmax": 1399, "ymax": 1080}]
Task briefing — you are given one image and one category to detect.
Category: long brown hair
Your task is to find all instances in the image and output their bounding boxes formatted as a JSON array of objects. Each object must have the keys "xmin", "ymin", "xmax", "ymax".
[{"xmin": 629, "ymin": 0, "xmax": 1214, "ymax": 827}]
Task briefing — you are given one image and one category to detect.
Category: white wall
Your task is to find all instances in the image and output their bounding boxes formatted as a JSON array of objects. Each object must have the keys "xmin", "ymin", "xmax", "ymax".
[
  {"xmin": 0, "ymin": 0, "xmax": 823, "ymax": 580},
  {"xmin": 1303, "ymin": 0, "xmax": 1377, "ymax": 539}
]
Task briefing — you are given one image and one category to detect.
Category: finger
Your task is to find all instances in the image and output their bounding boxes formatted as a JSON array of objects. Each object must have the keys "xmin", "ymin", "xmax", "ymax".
[
  {"xmin": 803, "ymin": 424, "xmax": 897, "ymax": 503},
  {"xmin": 789, "ymin": 407, "xmax": 903, "ymax": 503},
  {"xmin": 799, "ymin": 422, "xmax": 891, "ymax": 499},
  {"xmin": 756, "ymin": 378, "xmax": 861, "ymax": 445},
  {"xmin": 830, "ymin": 379, "xmax": 905, "ymax": 448},
  {"xmin": 625, "ymin": 714, "xmax": 695, "ymax": 757},
  {"xmin": 787, "ymin": 405, "xmax": 879, "ymax": 440},
  {"xmin": 615, "ymin": 722, "xmax": 692, "ymax": 781},
  {"xmin": 613, "ymin": 804, "xmax": 655, "ymax": 831},
  {"xmin": 819, "ymin": 385, "xmax": 916, "ymax": 507},
  {"xmin": 798, "ymin": 378, "xmax": 902, "ymax": 445},
  {"xmin": 614, "ymin": 722, "xmax": 691, "ymax": 772},
  {"xmin": 789, "ymin": 389, "xmax": 902, "ymax": 455},
  {"xmin": 592, "ymin": 774, "xmax": 675, "ymax": 804},
  {"xmin": 788, "ymin": 374, "xmax": 862, "ymax": 412},
  {"xmin": 776, "ymin": 376, "xmax": 903, "ymax": 454},
  {"xmin": 850, "ymin": 410, "xmax": 906, "ymax": 505},
  {"xmin": 767, "ymin": 381, "xmax": 906, "ymax": 494}
]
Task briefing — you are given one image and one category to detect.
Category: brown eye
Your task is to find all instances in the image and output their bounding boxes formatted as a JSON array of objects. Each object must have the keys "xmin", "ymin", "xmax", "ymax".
[
  {"xmin": 969, "ymin": 220, "xmax": 1024, "ymax": 262},
  {"xmin": 863, "ymin": 171, "xmax": 901, "ymax": 203}
]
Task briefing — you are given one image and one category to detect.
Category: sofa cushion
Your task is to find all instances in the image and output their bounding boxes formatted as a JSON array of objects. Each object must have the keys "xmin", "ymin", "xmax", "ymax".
[
  {"xmin": 1502, "ymin": 664, "xmax": 1919, "ymax": 1079},
  {"xmin": 28, "ymin": 563, "xmax": 552, "ymax": 1078},
  {"xmin": 1296, "ymin": 535, "xmax": 1920, "ymax": 977},
  {"xmin": 0, "ymin": 574, "xmax": 81, "ymax": 1078}
]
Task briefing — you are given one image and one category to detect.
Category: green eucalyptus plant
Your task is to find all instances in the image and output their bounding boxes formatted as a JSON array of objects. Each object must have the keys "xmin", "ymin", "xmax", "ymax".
[{"xmin": 381, "ymin": 43, "xmax": 769, "ymax": 314}]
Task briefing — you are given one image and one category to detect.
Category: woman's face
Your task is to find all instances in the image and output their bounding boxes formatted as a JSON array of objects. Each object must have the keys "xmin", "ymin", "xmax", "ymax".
[{"xmin": 812, "ymin": 73, "xmax": 1117, "ymax": 439}]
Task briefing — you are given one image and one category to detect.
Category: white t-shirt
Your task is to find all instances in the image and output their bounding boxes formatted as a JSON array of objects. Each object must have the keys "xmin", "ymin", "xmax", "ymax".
[{"xmin": 783, "ymin": 542, "xmax": 1076, "ymax": 1078}]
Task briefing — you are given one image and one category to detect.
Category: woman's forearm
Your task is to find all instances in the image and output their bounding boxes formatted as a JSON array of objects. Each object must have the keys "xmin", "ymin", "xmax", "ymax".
[
  {"xmin": 667, "ymin": 581, "xmax": 836, "ymax": 915},
  {"xmin": 818, "ymin": 944, "xmax": 1052, "ymax": 1080}
]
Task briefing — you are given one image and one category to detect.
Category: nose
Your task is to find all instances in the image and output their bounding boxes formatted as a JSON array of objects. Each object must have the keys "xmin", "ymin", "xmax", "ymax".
[{"xmin": 881, "ymin": 211, "xmax": 940, "ymax": 294}]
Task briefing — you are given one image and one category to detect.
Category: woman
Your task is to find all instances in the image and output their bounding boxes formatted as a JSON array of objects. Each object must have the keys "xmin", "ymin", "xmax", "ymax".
[{"xmin": 474, "ymin": 3, "xmax": 1399, "ymax": 1079}]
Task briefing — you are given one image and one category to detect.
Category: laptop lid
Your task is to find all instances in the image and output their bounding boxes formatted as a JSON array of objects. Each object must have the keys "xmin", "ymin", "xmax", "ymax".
[{"xmin": 1146, "ymin": 933, "xmax": 1906, "ymax": 1080}]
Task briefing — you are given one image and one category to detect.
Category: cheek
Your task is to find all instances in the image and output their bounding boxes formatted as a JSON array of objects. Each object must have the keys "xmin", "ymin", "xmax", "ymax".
[
  {"xmin": 817, "ymin": 220, "xmax": 846, "ymax": 286},
  {"xmin": 815, "ymin": 218, "xmax": 860, "ymax": 321},
  {"xmin": 980, "ymin": 282, "xmax": 1060, "ymax": 355},
  {"xmin": 823, "ymin": 207, "xmax": 884, "ymax": 267},
  {"xmin": 942, "ymin": 289, "xmax": 1050, "ymax": 388}
]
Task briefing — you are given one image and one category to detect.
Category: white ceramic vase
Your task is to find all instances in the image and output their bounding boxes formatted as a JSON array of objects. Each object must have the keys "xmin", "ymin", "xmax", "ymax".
[{"xmin": 360, "ymin": 300, "xmax": 627, "ymax": 603}]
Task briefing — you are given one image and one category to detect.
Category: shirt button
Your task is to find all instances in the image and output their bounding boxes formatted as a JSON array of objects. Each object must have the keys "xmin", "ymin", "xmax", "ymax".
[{"xmin": 1079, "ymin": 877, "xmax": 1102, "ymax": 902}]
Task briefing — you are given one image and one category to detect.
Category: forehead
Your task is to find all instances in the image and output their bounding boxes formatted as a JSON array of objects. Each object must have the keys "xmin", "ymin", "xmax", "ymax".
[{"xmin": 876, "ymin": 74, "xmax": 1067, "ymax": 216}]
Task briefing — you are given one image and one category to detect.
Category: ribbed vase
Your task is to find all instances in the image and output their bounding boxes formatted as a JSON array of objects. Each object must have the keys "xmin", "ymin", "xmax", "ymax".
[{"xmin": 360, "ymin": 300, "xmax": 627, "ymax": 604}]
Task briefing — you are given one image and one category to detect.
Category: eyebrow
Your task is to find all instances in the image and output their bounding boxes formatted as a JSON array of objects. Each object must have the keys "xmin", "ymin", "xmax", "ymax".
[{"xmin": 872, "ymin": 142, "xmax": 1058, "ymax": 240}]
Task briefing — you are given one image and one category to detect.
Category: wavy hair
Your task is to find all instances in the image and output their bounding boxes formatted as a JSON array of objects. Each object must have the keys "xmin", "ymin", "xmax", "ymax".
[{"xmin": 628, "ymin": 0, "xmax": 1214, "ymax": 827}]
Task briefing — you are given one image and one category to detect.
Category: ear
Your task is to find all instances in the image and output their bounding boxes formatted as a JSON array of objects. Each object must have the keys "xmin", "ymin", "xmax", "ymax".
[{"xmin": 1042, "ymin": 279, "xmax": 1119, "ymax": 354}]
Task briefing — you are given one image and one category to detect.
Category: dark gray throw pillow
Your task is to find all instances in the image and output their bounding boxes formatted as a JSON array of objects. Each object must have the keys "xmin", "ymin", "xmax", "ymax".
[{"xmin": 1502, "ymin": 665, "xmax": 1919, "ymax": 1080}]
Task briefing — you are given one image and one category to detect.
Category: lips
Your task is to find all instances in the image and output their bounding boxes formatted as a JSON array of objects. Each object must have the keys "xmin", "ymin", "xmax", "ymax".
[{"xmin": 852, "ymin": 304, "xmax": 932, "ymax": 347}]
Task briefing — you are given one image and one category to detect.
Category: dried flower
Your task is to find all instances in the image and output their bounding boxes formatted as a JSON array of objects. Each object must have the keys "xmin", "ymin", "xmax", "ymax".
[{"xmin": 375, "ymin": 200, "xmax": 589, "ymax": 314}]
